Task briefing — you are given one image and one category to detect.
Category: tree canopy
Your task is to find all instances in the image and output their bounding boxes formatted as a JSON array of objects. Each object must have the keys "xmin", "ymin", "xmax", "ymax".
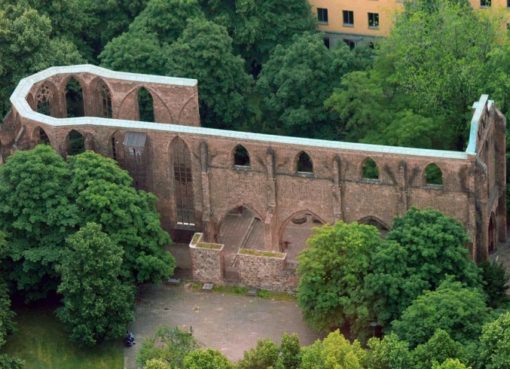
[{"xmin": 57, "ymin": 222, "xmax": 134, "ymax": 345}]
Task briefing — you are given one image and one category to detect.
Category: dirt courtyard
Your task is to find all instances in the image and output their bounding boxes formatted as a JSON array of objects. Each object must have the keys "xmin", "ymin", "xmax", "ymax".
[{"xmin": 124, "ymin": 284, "xmax": 320, "ymax": 368}]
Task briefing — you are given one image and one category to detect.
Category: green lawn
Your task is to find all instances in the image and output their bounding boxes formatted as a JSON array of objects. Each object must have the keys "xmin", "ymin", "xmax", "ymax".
[{"xmin": 1, "ymin": 304, "xmax": 123, "ymax": 369}]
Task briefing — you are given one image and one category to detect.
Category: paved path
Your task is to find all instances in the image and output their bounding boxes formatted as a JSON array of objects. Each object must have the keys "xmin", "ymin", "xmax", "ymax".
[{"xmin": 124, "ymin": 284, "xmax": 320, "ymax": 368}]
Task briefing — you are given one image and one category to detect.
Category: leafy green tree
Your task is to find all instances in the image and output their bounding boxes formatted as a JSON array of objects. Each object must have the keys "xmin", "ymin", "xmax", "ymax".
[
  {"xmin": 0, "ymin": 355, "xmax": 24, "ymax": 369},
  {"xmin": 412, "ymin": 330, "xmax": 468, "ymax": 369},
  {"xmin": 477, "ymin": 312, "xmax": 510, "ymax": 369},
  {"xmin": 82, "ymin": 0, "xmax": 149, "ymax": 58},
  {"xmin": 237, "ymin": 339, "xmax": 279, "ymax": 369},
  {"xmin": 432, "ymin": 359, "xmax": 471, "ymax": 369},
  {"xmin": 0, "ymin": 277, "xmax": 15, "ymax": 348},
  {"xmin": 392, "ymin": 280, "xmax": 488, "ymax": 347},
  {"xmin": 327, "ymin": 1, "xmax": 510, "ymax": 150},
  {"xmin": 300, "ymin": 330, "xmax": 365, "ymax": 369},
  {"xmin": 297, "ymin": 222, "xmax": 382, "ymax": 336},
  {"xmin": 480, "ymin": 261, "xmax": 509, "ymax": 308},
  {"xmin": 99, "ymin": 0, "xmax": 204, "ymax": 74},
  {"xmin": 364, "ymin": 334, "xmax": 412, "ymax": 369},
  {"xmin": 57, "ymin": 223, "xmax": 135, "ymax": 346},
  {"xmin": 137, "ymin": 327, "xmax": 199, "ymax": 369},
  {"xmin": 0, "ymin": 2, "xmax": 83, "ymax": 117},
  {"xmin": 275, "ymin": 334, "xmax": 301, "ymax": 369},
  {"xmin": 365, "ymin": 208, "xmax": 481, "ymax": 325},
  {"xmin": 0, "ymin": 145, "xmax": 77, "ymax": 299},
  {"xmin": 165, "ymin": 17, "xmax": 253, "ymax": 129},
  {"xmin": 256, "ymin": 33, "xmax": 362, "ymax": 138},
  {"xmin": 198, "ymin": 0, "xmax": 316, "ymax": 74},
  {"xmin": 183, "ymin": 349, "xmax": 233, "ymax": 369},
  {"xmin": 68, "ymin": 151, "xmax": 174, "ymax": 284}
]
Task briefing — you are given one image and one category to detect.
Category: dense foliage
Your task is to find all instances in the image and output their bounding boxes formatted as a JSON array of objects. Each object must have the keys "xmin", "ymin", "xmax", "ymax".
[
  {"xmin": 297, "ymin": 222, "xmax": 382, "ymax": 337},
  {"xmin": 0, "ymin": 146, "xmax": 174, "ymax": 346},
  {"xmin": 57, "ymin": 223, "xmax": 135, "ymax": 345},
  {"xmin": 366, "ymin": 208, "xmax": 482, "ymax": 325}
]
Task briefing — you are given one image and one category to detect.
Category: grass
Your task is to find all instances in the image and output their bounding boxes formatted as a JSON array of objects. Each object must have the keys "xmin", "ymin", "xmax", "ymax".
[
  {"xmin": 239, "ymin": 248, "xmax": 285, "ymax": 258},
  {"xmin": 189, "ymin": 282, "xmax": 295, "ymax": 301},
  {"xmin": 1, "ymin": 303, "xmax": 123, "ymax": 369},
  {"xmin": 197, "ymin": 242, "xmax": 222, "ymax": 250}
]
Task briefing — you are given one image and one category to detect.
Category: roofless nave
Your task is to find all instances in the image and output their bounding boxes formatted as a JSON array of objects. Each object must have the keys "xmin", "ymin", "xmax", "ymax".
[{"xmin": 0, "ymin": 65, "xmax": 505, "ymax": 288}]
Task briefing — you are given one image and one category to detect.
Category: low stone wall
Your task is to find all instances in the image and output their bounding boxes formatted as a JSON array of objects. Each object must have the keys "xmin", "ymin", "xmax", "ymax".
[
  {"xmin": 189, "ymin": 233, "xmax": 224, "ymax": 284},
  {"xmin": 237, "ymin": 249, "xmax": 298, "ymax": 292}
]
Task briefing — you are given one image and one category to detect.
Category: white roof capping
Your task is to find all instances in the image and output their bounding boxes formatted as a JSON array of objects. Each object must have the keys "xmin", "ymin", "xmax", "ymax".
[{"xmin": 10, "ymin": 65, "xmax": 488, "ymax": 161}]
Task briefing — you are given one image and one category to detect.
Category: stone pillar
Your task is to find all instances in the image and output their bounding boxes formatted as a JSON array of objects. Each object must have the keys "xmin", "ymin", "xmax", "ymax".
[
  {"xmin": 265, "ymin": 148, "xmax": 277, "ymax": 250},
  {"xmin": 398, "ymin": 161, "xmax": 409, "ymax": 215},
  {"xmin": 332, "ymin": 156, "xmax": 343, "ymax": 221},
  {"xmin": 200, "ymin": 141, "xmax": 213, "ymax": 240}
]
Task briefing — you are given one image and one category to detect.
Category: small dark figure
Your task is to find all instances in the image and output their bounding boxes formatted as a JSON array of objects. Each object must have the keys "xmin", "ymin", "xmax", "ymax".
[{"xmin": 124, "ymin": 332, "xmax": 136, "ymax": 347}]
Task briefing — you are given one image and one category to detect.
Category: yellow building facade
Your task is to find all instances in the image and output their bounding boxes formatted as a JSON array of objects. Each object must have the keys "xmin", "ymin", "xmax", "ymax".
[{"xmin": 309, "ymin": 0, "xmax": 510, "ymax": 47}]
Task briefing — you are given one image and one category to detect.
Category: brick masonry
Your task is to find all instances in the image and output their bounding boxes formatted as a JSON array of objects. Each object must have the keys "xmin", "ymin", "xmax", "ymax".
[{"xmin": 1, "ymin": 66, "xmax": 507, "ymax": 286}]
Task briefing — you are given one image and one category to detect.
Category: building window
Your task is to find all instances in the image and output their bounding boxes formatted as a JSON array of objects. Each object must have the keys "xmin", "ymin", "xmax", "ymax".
[
  {"xmin": 368, "ymin": 12, "xmax": 379, "ymax": 29},
  {"xmin": 343, "ymin": 39, "xmax": 355, "ymax": 49},
  {"xmin": 233, "ymin": 145, "xmax": 250, "ymax": 167},
  {"xmin": 323, "ymin": 37, "xmax": 330, "ymax": 49},
  {"xmin": 317, "ymin": 8, "xmax": 328, "ymax": 23},
  {"xmin": 296, "ymin": 152, "xmax": 313, "ymax": 175},
  {"xmin": 481, "ymin": 0, "xmax": 491, "ymax": 7},
  {"xmin": 343, "ymin": 10, "xmax": 354, "ymax": 26}
]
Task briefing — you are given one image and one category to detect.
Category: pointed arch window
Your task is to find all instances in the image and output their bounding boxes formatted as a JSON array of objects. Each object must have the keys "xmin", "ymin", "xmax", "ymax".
[
  {"xmin": 138, "ymin": 87, "xmax": 155, "ymax": 122},
  {"xmin": 362, "ymin": 158, "xmax": 379, "ymax": 181},
  {"xmin": 98, "ymin": 80, "xmax": 112, "ymax": 118},
  {"xmin": 233, "ymin": 145, "xmax": 250, "ymax": 168},
  {"xmin": 67, "ymin": 130, "xmax": 85, "ymax": 155},
  {"xmin": 172, "ymin": 138, "xmax": 195, "ymax": 228},
  {"xmin": 36, "ymin": 127, "xmax": 50, "ymax": 145},
  {"xmin": 36, "ymin": 84, "xmax": 52, "ymax": 116},
  {"xmin": 65, "ymin": 78, "xmax": 84, "ymax": 117},
  {"xmin": 297, "ymin": 152, "xmax": 313, "ymax": 175}
]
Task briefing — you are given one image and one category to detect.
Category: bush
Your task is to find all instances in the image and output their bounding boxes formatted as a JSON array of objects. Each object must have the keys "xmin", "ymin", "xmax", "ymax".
[
  {"xmin": 137, "ymin": 327, "xmax": 198, "ymax": 368},
  {"xmin": 183, "ymin": 349, "xmax": 233, "ymax": 369}
]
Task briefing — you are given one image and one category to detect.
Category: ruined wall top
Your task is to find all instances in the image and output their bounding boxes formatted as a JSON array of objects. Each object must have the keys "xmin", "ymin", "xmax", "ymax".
[{"xmin": 9, "ymin": 65, "xmax": 495, "ymax": 161}]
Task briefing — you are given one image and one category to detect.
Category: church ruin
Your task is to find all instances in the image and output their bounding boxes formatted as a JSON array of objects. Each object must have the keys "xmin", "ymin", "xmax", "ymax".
[{"xmin": 0, "ymin": 65, "xmax": 506, "ymax": 290}]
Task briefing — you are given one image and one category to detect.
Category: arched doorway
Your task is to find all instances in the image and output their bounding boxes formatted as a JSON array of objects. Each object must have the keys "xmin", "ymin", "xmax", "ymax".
[
  {"xmin": 280, "ymin": 212, "xmax": 324, "ymax": 264},
  {"xmin": 67, "ymin": 130, "xmax": 85, "ymax": 156},
  {"xmin": 65, "ymin": 78, "xmax": 84, "ymax": 117},
  {"xmin": 171, "ymin": 138, "xmax": 195, "ymax": 228},
  {"xmin": 218, "ymin": 206, "xmax": 263, "ymax": 252}
]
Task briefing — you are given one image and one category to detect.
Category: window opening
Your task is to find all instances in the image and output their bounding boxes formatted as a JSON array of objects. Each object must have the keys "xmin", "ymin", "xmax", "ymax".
[
  {"xmin": 362, "ymin": 158, "xmax": 379, "ymax": 180},
  {"xmin": 424, "ymin": 163, "xmax": 443, "ymax": 186},
  {"xmin": 234, "ymin": 145, "xmax": 250, "ymax": 167},
  {"xmin": 297, "ymin": 152, "xmax": 313, "ymax": 174},
  {"xmin": 138, "ymin": 87, "xmax": 155, "ymax": 122},
  {"xmin": 65, "ymin": 78, "xmax": 84, "ymax": 117}
]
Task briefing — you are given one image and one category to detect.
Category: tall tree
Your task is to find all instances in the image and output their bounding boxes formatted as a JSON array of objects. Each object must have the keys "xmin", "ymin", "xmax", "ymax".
[
  {"xmin": 297, "ymin": 222, "xmax": 383, "ymax": 337},
  {"xmin": 68, "ymin": 151, "xmax": 175, "ymax": 284},
  {"xmin": 165, "ymin": 17, "xmax": 253, "ymax": 129},
  {"xmin": 0, "ymin": 145, "xmax": 77, "ymax": 299},
  {"xmin": 392, "ymin": 280, "xmax": 488, "ymax": 347},
  {"xmin": 365, "ymin": 208, "xmax": 481, "ymax": 325},
  {"xmin": 57, "ymin": 223, "xmax": 135, "ymax": 346},
  {"xmin": 477, "ymin": 312, "xmax": 510, "ymax": 369},
  {"xmin": 0, "ymin": 277, "xmax": 15, "ymax": 349},
  {"xmin": 256, "ymin": 34, "xmax": 366, "ymax": 138},
  {"xmin": 327, "ymin": 1, "xmax": 510, "ymax": 150},
  {"xmin": 0, "ymin": 2, "xmax": 83, "ymax": 117},
  {"xmin": 183, "ymin": 349, "xmax": 233, "ymax": 369}
]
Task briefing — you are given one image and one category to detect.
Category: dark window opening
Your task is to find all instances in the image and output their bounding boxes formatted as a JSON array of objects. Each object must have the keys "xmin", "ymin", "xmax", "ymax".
[
  {"xmin": 111, "ymin": 136, "xmax": 117, "ymax": 160},
  {"xmin": 343, "ymin": 10, "xmax": 354, "ymax": 26},
  {"xmin": 67, "ymin": 130, "xmax": 85, "ymax": 156},
  {"xmin": 98, "ymin": 80, "xmax": 112, "ymax": 118},
  {"xmin": 318, "ymin": 8, "xmax": 328, "ymax": 23},
  {"xmin": 234, "ymin": 145, "xmax": 250, "ymax": 167},
  {"xmin": 65, "ymin": 78, "xmax": 84, "ymax": 118},
  {"xmin": 297, "ymin": 152, "xmax": 313, "ymax": 174},
  {"xmin": 368, "ymin": 12, "xmax": 379, "ymax": 29},
  {"xmin": 36, "ymin": 84, "xmax": 52, "ymax": 116},
  {"xmin": 362, "ymin": 158, "xmax": 379, "ymax": 180},
  {"xmin": 172, "ymin": 138, "xmax": 195, "ymax": 227},
  {"xmin": 37, "ymin": 127, "xmax": 50, "ymax": 145},
  {"xmin": 138, "ymin": 87, "xmax": 155, "ymax": 122},
  {"xmin": 481, "ymin": 0, "xmax": 491, "ymax": 7},
  {"xmin": 424, "ymin": 163, "xmax": 443, "ymax": 186},
  {"xmin": 344, "ymin": 39, "xmax": 356, "ymax": 49},
  {"xmin": 324, "ymin": 37, "xmax": 330, "ymax": 49}
]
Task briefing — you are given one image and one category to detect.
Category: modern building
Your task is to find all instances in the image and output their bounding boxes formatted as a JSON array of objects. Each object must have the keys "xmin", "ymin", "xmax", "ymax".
[{"xmin": 309, "ymin": 0, "xmax": 510, "ymax": 48}]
